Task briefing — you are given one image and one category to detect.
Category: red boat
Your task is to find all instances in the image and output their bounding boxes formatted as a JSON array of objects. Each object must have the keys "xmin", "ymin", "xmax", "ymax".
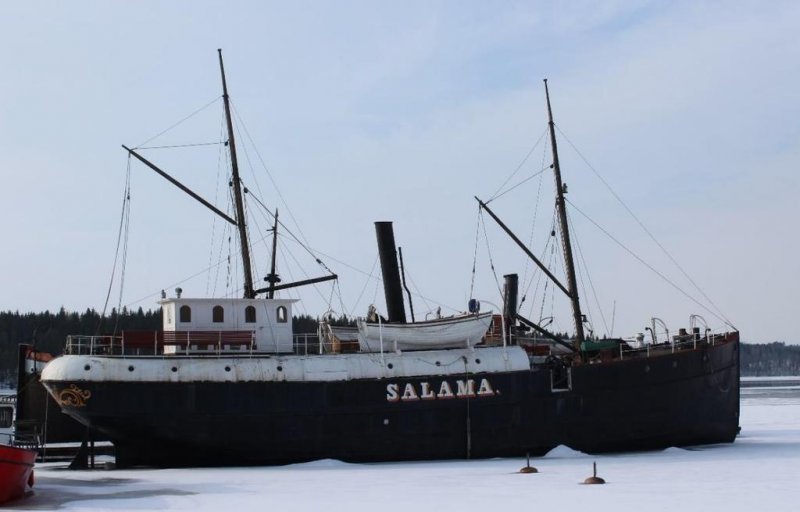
[{"xmin": 0, "ymin": 441, "xmax": 35, "ymax": 504}]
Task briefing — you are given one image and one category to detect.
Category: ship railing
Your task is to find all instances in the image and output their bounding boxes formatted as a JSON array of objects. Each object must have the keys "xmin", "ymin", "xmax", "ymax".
[
  {"xmin": 157, "ymin": 330, "xmax": 256, "ymax": 356},
  {"xmin": 65, "ymin": 335, "xmax": 122, "ymax": 355},
  {"xmin": 293, "ymin": 333, "xmax": 322, "ymax": 355},
  {"xmin": 66, "ymin": 331, "xmax": 259, "ymax": 356},
  {"xmin": 619, "ymin": 330, "xmax": 719, "ymax": 360}
]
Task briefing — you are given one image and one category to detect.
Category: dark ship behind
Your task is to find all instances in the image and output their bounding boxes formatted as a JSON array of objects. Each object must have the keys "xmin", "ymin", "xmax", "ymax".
[{"xmin": 40, "ymin": 54, "xmax": 739, "ymax": 468}]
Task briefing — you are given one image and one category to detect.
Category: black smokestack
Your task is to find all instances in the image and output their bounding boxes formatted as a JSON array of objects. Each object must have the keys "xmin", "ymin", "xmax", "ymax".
[
  {"xmin": 503, "ymin": 273, "xmax": 519, "ymax": 339},
  {"xmin": 375, "ymin": 222, "xmax": 407, "ymax": 323}
]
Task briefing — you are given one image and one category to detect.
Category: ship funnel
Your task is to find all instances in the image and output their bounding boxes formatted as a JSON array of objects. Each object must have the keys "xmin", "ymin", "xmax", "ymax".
[
  {"xmin": 375, "ymin": 222, "xmax": 407, "ymax": 324},
  {"xmin": 503, "ymin": 273, "xmax": 519, "ymax": 340}
]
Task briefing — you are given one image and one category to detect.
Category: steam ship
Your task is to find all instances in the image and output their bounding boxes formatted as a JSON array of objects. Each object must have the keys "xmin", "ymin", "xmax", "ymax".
[{"xmin": 40, "ymin": 52, "xmax": 739, "ymax": 467}]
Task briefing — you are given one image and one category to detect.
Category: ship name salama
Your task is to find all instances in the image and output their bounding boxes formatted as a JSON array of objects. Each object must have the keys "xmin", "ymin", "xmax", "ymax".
[{"xmin": 386, "ymin": 378, "xmax": 497, "ymax": 402}]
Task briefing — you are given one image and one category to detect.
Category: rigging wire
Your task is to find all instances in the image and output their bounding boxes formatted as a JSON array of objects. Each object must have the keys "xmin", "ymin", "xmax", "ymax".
[
  {"xmin": 230, "ymin": 102, "xmax": 318, "ymax": 254},
  {"xmin": 134, "ymin": 96, "xmax": 221, "ymax": 149},
  {"xmin": 537, "ymin": 247, "xmax": 554, "ymax": 328},
  {"xmin": 207, "ymin": 115, "xmax": 229, "ymax": 296},
  {"xmin": 245, "ymin": 188, "xmax": 336, "ymax": 276},
  {"xmin": 478, "ymin": 210, "xmax": 504, "ymax": 298},
  {"xmin": 555, "ymin": 125, "xmax": 734, "ymax": 328},
  {"xmin": 521, "ymin": 217, "xmax": 555, "ymax": 320},
  {"xmin": 352, "ymin": 255, "xmax": 380, "ymax": 316},
  {"xmin": 406, "ymin": 272, "xmax": 433, "ymax": 315},
  {"xmin": 136, "ymin": 141, "xmax": 223, "ymax": 150},
  {"xmin": 487, "ymin": 128, "xmax": 548, "ymax": 202},
  {"xmin": 566, "ymin": 198, "xmax": 735, "ymax": 328},
  {"xmin": 469, "ymin": 204, "xmax": 482, "ymax": 299},
  {"xmin": 520, "ymin": 135, "xmax": 550, "ymax": 306},
  {"xmin": 98, "ymin": 157, "xmax": 132, "ymax": 335},
  {"xmin": 115, "ymin": 167, "xmax": 132, "ymax": 334},
  {"xmin": 568, "ymin": 208, "xmax": 610, "ymax": 336},
  {"xmin": 487, "ymin": 166, "xmax": 551, "ymax": 204},
  {"xmin": 276, "ymin": 233, "xmax": 333, "ymax": 305}
]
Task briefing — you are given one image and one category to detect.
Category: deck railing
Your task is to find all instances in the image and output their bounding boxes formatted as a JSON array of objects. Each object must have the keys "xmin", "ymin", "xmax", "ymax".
[
  {"xmin": 65, "ymin": 331, "xmax": 329, "ymax": 357},
  {"xmin": 66, "ymin": 330, "xmax": 256, "ymax": 356},
  {"xmin": 619, "ymin": 330, "xmax": 725, "ymax": 360}
]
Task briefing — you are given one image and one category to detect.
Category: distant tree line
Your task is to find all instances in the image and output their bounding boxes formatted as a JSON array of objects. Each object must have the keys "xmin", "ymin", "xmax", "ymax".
[
  {"xmin": 0, "ymin": 309, "xmax": 796, "ymax": 387},
  {"xmin": 740, "ymin": 342, "xmax": 800, "ymax": 376}
]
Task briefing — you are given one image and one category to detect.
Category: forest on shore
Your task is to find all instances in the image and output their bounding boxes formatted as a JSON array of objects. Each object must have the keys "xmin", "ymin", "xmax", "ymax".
[{"xmin": 1, "ymin": 309, "xmax": 797, "ymax": 387}]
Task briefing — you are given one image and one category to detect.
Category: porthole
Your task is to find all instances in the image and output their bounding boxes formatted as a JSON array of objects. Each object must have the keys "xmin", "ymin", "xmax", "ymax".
[
  {"xmin": 387, "ymin": 363, "xmax": 394, "ymax": 369},
  {"xmin": 128, "ymin": 365, "xmax": 135, "ymax": 372},
  {"xmin": 475, "ymin": 358, "xmax": 481, "ymax": 364},
  {"xmin": 84, "ymin": 364, "xmax": 91, "ymax": 371},
  {"xmin": 277, "ymin": 365, "xmax": 283, "ymax": 372},
  {"xmin": 225, "ymin": 366, "xmax": 231, "ymax": 372},
  {"xmin": 435, "ymin": 361, "xmax": 441, "ymax": 366},
  {"xmin": 171, "ymin": 367, "xmax": 178, "ymax": 373}
]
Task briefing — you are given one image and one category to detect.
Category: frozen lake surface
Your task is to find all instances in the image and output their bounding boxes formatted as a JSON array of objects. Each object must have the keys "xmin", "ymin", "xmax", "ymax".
[{"xmin": 7, "ymin": 384, "xmax": 799, "ymax": 511}]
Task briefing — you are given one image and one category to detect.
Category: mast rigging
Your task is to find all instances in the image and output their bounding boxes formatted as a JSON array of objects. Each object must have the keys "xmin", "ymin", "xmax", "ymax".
[
  {"xmin": 544, "ymin": 79, "xmax": 585, "ymax": 348},
  {"xmin": 218, "ymin": 48, "xmax": 256, "ymax": 299}
]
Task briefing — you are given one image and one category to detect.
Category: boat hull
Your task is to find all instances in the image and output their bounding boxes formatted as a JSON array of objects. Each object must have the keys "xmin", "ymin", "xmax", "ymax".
[
  {"xmin": 41, "ymin": 338, "xmax": 739, "ymax": 467},
  {"xmin": 0, "ymin": 444, "xmax": 35, "ymax": 504}
]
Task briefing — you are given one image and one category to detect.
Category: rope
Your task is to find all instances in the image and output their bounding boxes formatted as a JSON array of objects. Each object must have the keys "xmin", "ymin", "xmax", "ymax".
[{"xmin": 556, "ymin": 125, "xmax": 734, "ymax": 328}]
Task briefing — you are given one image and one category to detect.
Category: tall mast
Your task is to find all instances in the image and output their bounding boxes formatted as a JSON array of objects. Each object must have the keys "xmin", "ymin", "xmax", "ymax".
[
  {"xmin": 218, "ymin": 49, "xmax": 256, "ymax": 299},
  {"xmin": 268, "ymin": 209, "xmax": 279, "ymax": 299},
  {"xmin": 544, "ymin": 79, "xmax": 585, "ymax": 348}
]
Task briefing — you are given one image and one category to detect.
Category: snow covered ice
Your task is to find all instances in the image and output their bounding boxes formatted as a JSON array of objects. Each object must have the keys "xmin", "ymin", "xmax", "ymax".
[{"xmin": 7, "ymin": 383, "xmax": 798, "ymax": 512}]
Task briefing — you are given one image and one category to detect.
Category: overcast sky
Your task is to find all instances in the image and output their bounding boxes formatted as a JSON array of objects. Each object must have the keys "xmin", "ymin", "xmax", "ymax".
[{"xmin": 1, "ymin": 1, "xmax": 797, "ymax": 343}]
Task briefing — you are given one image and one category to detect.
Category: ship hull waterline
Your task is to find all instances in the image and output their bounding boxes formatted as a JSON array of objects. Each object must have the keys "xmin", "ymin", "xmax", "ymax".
[{"xmin": 42, "ymin": 339, "xmax": 739, "ymax": 468}]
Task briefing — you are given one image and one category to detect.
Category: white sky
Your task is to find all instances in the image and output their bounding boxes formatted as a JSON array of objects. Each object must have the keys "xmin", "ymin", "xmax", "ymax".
[{"xmin": 1, "ymin": 1, "xmax": 798, "ymax": 342}]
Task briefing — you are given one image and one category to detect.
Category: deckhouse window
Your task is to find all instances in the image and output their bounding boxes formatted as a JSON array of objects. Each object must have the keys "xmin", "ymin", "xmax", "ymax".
[
  {"xmin": 179, "ymin": 305, "xmax": 192, "ymax": 323},
  {"xmin": 213, "ymin": 305, "xmax": 224, "ymax": 323},
  {"xmin": 245, "ymin": 305, "xmax": 256, "ymax": 323},
  {"xmin": 276, "ymin": 305, "xmax": 287, "ymax": 323}
]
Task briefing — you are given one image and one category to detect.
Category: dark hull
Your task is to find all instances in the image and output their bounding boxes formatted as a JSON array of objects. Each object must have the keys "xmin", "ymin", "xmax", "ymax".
[{"xmin": 45, "ymin": 339, "xmax": 739, "ymax": 467}]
